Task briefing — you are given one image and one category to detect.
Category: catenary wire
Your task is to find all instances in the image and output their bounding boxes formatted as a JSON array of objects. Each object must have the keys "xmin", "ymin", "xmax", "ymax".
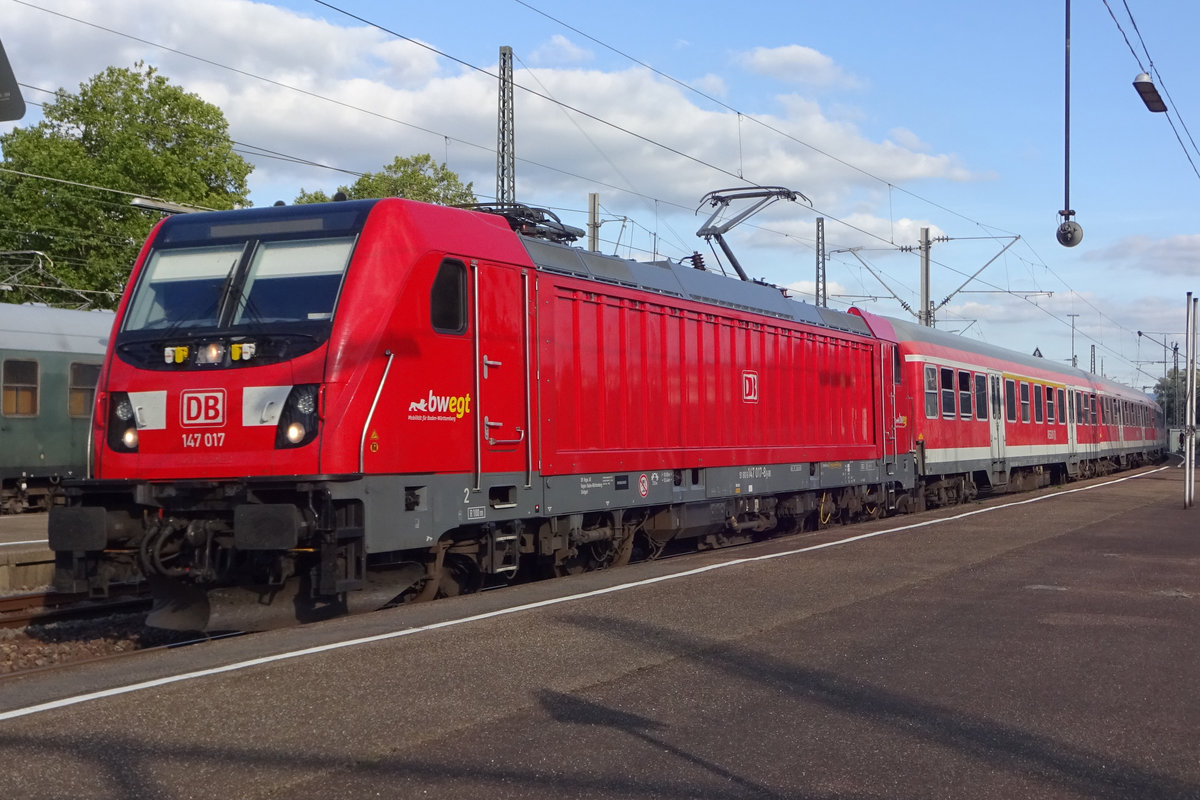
[{"xmin": 3, "ymin": 0, "xmax": 1174, "ymax": 381}]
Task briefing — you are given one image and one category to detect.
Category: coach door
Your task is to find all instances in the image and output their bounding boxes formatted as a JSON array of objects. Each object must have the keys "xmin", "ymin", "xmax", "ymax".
[
  {"xmin": 471, "ymin": 260, "xmax": 533, "ymax": 492},
  {"xmin": 988, "ymin": 372, "xmax": 1007, "ymax": 483},
  {"xmin": 1066, "ymin": 388, "xmax": 1079, "ymax": 465}
]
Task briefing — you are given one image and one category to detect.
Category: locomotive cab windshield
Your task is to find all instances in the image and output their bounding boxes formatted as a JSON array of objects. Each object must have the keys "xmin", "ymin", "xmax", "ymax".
[{"xmin": 115, "ymin": 201, "xmax": 372, "ymax": 368}]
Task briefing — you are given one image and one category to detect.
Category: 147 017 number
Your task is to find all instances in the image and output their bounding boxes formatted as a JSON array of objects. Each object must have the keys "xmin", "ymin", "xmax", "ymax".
[{"xmin": 182, "ymin": 432, "xmax": 226, "ymax": 448}]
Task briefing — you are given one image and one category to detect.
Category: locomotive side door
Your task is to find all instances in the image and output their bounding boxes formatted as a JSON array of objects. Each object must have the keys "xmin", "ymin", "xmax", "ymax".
[
  {"xmin": 988, "ymin": 372, "xmax": 1007, "ymax": 484},
  {"xmin": 471, "ymin": 260, "xmax": 533, "ymax": 491}
]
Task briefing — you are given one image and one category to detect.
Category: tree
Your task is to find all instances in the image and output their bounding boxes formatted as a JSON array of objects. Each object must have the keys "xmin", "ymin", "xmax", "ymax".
[
  {"xmin": 0, "ymin": 63, "xmax": 251, "ymax": 307},
  {"xmin": 294, "ymin": 154, "xmax": 475, "ymax": 206},
  {"xmin": 1153, "ymin": 368, "xmax": 1198, "ymax": 428}
]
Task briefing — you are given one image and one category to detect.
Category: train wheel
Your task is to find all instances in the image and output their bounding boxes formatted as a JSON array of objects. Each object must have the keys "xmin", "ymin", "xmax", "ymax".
[
  {"xmin": 437, "ymin": 554, "xmax": 483, "ymax": 597},
  {"xmin": 552, "ymin": 538, "xmax": 624, "ymax": 577}
]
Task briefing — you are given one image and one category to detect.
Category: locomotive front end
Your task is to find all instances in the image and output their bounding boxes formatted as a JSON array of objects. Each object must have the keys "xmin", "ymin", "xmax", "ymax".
[{"xmin": 49, "ymin": 200, "xmax": 390, "ymax": 630}]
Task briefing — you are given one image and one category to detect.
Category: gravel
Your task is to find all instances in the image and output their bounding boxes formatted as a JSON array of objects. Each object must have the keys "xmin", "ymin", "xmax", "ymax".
[{"xmin": 0, "ymin": 614, "xmax": 192, "ymax": 675}]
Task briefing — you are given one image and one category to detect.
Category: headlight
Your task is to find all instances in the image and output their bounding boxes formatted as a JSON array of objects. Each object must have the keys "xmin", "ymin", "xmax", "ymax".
[
  {"xmin": 196, "ymin": 342, "xmax": 226, "ymax": 365},
  {"xmin": 285, "ymin": 422, "xmax": 306, "ymax": 444},
  {"xmin": 275, "ymin": 384, "xmax": 320, "ymax": 449},
  {"xmin": 113, "ymin": 397, "xmax": 134, "ymax": 422},
  {"xmin": 106, "ymin": 391, "xmax": 138, "ymax": 453}
]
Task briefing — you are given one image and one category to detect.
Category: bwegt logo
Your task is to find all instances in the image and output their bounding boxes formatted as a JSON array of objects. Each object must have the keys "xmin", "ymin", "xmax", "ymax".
[
  {"xmin": 181, "ymin": 389, "xmax": 226, "ymax": 427},
  {"xmin": 409, "ymin": 390, "xmax": 472, "ymax": 419}
]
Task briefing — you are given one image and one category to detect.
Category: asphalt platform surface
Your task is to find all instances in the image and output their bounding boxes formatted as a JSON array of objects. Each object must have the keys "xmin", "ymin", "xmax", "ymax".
[{"xmin": 0, "ymin": 462, "xmax": 1197, "ymax": 799}]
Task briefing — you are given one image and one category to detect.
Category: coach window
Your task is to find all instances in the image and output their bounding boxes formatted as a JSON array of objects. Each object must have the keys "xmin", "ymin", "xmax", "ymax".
[
  {"xmin": 1057, "ymin": 389, "xmax": 1067, "ymax": 424},
  {"xmin": 2, "ymin": 359, "xmax": 38, "ymax": 417},
  {"xmin": 1046, "ymin": 386, "xmax": 1056, "ymax": 424},
  {"xmin": 958, "ymin": 371, "xmax": 972, "ymax": 418},
  {"xmin": 923, "ymin": 365, "xmax": 938, "ymax": 418},
  {"xmin": 68, "ymin": 363, "xmax": 101, "ymax": 417},
  {"xmin": 1090, "ymin": 394, "xmax": 1097, "ymax": 425},
  {"xmin": 941, "ymin": 367, "xmax": 956, "ymax": 417},
  {"xmin": 974, "ymin": 373, "xmax": 987, "ymax": 420},
  {"xmin": 1005, "ymin": 379, "xmax": 1017, "ymax": 422},
  {"xmin": 1033, "ymin": 384, "xmax": 1044, "ymax": 423},
  {"xmin": 430, "ymin": 259, "xmax": 467, "ymax": 333},
  {"xmin": 1019, "ymin": 382, "xmax": 1030, "ymax": 423}
]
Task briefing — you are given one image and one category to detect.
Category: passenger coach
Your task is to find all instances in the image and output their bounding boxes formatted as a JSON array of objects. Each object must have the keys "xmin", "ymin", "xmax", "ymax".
[
  {"xmin": 855, "ymin": 311, "xmax": 1165, "ymax": 502},
  {"xmin": 1, "ymin": 305, "xmax": 113, "ymax": 512}
]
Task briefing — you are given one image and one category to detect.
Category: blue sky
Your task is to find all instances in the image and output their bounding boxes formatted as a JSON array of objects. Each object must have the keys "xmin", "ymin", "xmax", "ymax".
[{"xmin": 4, "ymin": 0, "xmax": 1199, "ymax": 390}]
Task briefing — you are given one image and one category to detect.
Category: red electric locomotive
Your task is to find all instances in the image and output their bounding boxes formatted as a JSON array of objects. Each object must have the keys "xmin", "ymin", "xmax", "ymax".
[
  {"xmin": 49, "ymin": 198, "xmax": 913, "ymax": 630},
  {"xmin": 48, "ymin": 196, "xmax": 1164, "ymax": 631}
]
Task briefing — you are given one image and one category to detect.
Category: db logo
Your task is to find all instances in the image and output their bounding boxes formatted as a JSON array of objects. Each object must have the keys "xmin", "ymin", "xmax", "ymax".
[
  {"xmin": 742, "ymin": 370, "xmax": 759, "ymax": 403},
  {"xmin": 181, "ymin": 389, "xmax": 226, "ymax": 427}
]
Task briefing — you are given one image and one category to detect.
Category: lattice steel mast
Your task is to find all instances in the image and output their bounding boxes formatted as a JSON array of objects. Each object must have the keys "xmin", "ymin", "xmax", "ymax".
[{"xmin": 496, "ymin": 46, "xmax": 515, "ymax": 205}]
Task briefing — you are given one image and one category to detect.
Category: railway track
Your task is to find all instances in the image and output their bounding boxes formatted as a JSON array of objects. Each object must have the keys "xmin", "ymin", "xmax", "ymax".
[{"xmin": 0, "ymin": 587, "xmax": 151, "ymax": 630}]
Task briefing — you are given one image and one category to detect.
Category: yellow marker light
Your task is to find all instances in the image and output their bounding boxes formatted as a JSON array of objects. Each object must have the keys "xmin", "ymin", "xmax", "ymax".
[
  {"xmin": 164, "ymin": 346, "xmax": 189, "ymax": 364},
  {"xmin": 231, "ymin": 342, "xmax": 256, "ymax": 361}
]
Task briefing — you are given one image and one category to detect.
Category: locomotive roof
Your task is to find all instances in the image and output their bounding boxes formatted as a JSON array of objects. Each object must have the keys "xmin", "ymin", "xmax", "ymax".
[
  {"xmin": 519, "ymin": 237, "xmax": 873, "ymax": 338},
  {"xmin": 0, "ymin": 303, "xmax": 114, "ymax": 355}
]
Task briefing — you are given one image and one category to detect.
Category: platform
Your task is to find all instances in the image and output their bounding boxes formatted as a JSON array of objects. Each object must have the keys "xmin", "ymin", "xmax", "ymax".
[
  {"xmin": 0, "ymin": 513, "xmax": 53, "ymax": 592},
  {"xmin": 1, "ymin": 463, "xmax": 1197, "ymax": 798}
]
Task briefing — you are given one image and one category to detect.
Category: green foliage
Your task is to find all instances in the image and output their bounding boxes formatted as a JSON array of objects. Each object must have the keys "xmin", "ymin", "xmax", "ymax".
[
  {"xmin": 0, "ymin": 63, "xmax": 252, "ymax": 308},
  {"xmin": 294, "ymin": 153, "xmax": 475, "ymax": 206},
  {"xmin": 1153, "ymin": 368, "xmax": 1198, "ymax": 427}
]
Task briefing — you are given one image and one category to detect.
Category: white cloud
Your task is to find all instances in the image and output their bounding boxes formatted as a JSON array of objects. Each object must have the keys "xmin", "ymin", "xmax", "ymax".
[
  {"xmin": 735, "ymin": 45, "xmax": 861, "ymax": 89},
  {"xmin": 528, "ymin": 34, "xmax": 592, "ymax": 66},
  {"xmin": 1, "ymin": 0, "xmax": 979, "ymax": 278},
  {"xmin": 1085, "ymin": 234, "xmax": 1200, "ymax": 277},
  {"xmin": 690, "ymin": 73, "xmax": 727, "ymax": 99},
  {"xmin": 887, "ymin": 127, "xmax": 929, "ymax": 153}
]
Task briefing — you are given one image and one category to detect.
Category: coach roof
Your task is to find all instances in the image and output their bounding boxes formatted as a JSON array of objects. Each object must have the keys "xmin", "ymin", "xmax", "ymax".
[{"xmin": 0, "ymin": 304, "xmax": 114, "ymax": 355}]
